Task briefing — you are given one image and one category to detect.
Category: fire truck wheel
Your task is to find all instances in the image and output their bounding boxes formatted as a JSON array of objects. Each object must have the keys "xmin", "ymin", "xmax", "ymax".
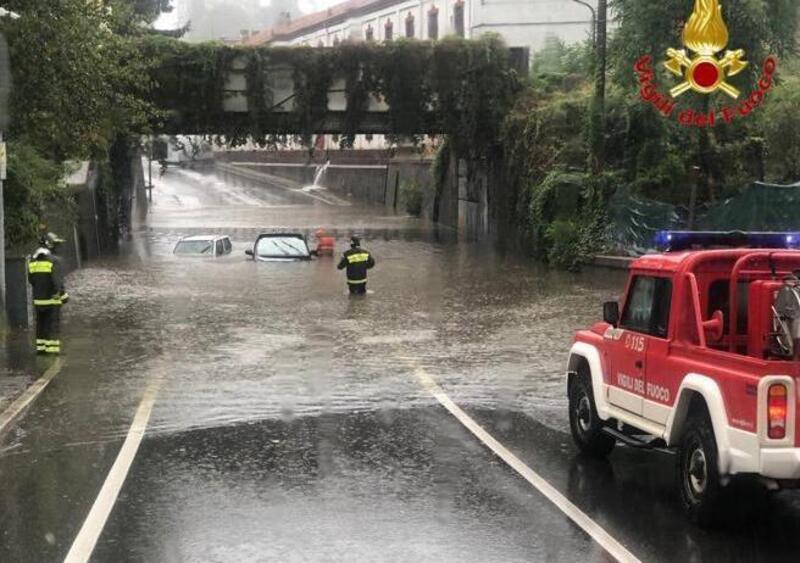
[
  {"xmin": 569, "ymin": 375, "xmax": 615, "ymax": 457},
  {"xmin": 677, "ymin": 412, "xmax": 723, "ymax": 527}
]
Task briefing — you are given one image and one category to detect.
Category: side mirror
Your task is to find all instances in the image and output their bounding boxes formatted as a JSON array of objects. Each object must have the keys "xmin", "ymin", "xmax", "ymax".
[
  {"xmin": 245, "ymin": 249, "xmax": 254, "ymax": 257},
  {"xmin": 703, "ymin": 310, "xmax": 724, "ymax": 342},
  {"xmin": 603, "ymin": 301, "xmax": 620, "ymax": 327}
]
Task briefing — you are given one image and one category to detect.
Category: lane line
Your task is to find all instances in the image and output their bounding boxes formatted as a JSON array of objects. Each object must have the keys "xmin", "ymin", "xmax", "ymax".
[
  {"xmin": 64, "ymin": 381, "xmax": 161, "ymax": 563},
  {"xmin": 414, "ymin": 366, "xmax": 642, "ymax": 563},
  {"xmin": 0, "ymin": 358, "xmax": 65, "ymax": 437}
]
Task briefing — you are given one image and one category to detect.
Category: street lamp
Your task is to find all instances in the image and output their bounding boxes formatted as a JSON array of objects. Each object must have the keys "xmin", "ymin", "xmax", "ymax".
[
  {"xmin": 571, "ymin": 0, "xmax": 608, "ymax": 172},
  {"xmin": 570, "ymin": 0, "xmax": 596, "ymax": 48}
]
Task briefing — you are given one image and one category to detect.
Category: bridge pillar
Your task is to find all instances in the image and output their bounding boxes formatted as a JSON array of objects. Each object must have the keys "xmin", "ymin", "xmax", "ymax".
[{"xmin": 456, "ymin": 158, "xmax": 489, "ymax": 240}]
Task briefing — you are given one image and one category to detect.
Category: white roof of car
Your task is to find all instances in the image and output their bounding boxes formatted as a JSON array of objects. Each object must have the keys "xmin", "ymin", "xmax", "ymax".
[{"xmin": 179, "ymin": 235, "xmax": 229, "ymax": 242}]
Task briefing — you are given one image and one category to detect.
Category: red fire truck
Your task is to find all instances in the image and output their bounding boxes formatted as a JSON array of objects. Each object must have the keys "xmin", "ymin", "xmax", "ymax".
[{"xmin": 567, "ymin": 232, "xmax": 800, "ymax": 525}]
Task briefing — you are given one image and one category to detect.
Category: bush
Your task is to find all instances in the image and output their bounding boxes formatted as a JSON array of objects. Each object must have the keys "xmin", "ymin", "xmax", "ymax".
[
  {"xmin": 400, "ymin": 179, "xmax": 428, "ymax": 217},
  {"xmin": 545, "ymin": 220, "xmax": 582, "ymax": 270},
  {"xmin": 3, "ymin": 142, "xmax": 72, "ymax": 254}
]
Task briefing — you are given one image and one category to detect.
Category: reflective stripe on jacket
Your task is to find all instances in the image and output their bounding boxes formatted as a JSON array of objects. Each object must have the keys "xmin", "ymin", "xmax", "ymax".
[
  {"xmin": 337, "ymin": 247, "xmax": 375, "ymax": 284},
  {"xmin": 28, "ymin": 255, "xmax": 66, "ymax": 307}
]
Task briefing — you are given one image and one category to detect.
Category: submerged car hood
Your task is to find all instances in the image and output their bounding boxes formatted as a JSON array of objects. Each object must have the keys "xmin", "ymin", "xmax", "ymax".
[{"xmin": 254, "ymin": 255, "xmax": 310, "ymax": 262}]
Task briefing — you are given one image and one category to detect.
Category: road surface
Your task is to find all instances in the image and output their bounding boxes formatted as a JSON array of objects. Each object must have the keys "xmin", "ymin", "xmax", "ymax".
[{"xmin": 2, "ymin": 164, "xmax": 800, "ymax": 562}]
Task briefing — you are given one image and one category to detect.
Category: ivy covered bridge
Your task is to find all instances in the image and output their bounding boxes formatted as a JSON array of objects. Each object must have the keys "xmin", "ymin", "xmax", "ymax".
[{"xmin": 144, "ymin": 36, "xmax": 521, "ymax": 145}]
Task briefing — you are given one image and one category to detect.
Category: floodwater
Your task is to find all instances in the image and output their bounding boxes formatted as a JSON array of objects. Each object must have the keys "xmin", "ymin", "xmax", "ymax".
[
  {"xmin": 2, "ymin": 165, "xmax": 799, "ymax": 562},
  {"xmin": 65, "ymin": 164, "xmax": 624, "ymax": 442}
]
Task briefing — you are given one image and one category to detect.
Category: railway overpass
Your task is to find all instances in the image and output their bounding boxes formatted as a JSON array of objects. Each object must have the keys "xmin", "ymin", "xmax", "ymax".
[{"xmin": 144, "ymin": 38, "xmax": 524, "ymax": 138}]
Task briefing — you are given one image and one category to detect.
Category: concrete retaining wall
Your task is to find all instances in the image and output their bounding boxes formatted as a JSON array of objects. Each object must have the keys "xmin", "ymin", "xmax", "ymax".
[{"xmin": 215, "ymin": 148, "xmax": 499, "ymax": 239}]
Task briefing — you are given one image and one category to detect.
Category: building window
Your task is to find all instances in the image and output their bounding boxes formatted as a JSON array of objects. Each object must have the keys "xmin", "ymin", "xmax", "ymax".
[
  {"xmin": 428, "ymin": 7, "xmax": 439, "ymax": 40},
  {"xmin": 384, "ymin": 20, "xmax": 393, "ymax": 41},
  {"xmin": 365, "ymin": 25, "xmax": 374, "ymax": 42},
  {"xmin": 405, "ymin": 13, "xmax": 415, "ymax": 38},
  {"xmin": 454, "ymin": 1, "xmax": 465, "ymax": 37}
]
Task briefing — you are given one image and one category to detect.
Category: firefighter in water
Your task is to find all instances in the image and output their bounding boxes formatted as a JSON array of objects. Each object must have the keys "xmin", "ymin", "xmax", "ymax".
[
  {"xmin": 313, "ymin": 228, "xmax": 336, "ymax": 256},
  {"xmin": 337, "ymin": 236, "xmax": 375, "ymax": 295},
  {"xmin": 28, "ymin": 233, "xmax": 69, "ymax": 355}
]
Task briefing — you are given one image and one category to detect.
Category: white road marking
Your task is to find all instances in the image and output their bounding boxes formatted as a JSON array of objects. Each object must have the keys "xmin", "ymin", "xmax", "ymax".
[
  {"xmin": 414, "ymin": 367, "xmax": 642, "ymax": 563},
  {"xmin": 64, "ymin": 381, "xmax": 161, "ymax": 563},
  {"xmin": 0, "ymin": 358, "xmax": 64, "ymax": 437}
]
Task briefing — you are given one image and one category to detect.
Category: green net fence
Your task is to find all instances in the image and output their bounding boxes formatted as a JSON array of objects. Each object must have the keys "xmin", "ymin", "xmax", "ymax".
[
  {"xmin": 607, "ymin": 181, "xmax": 800, "ymax": 254},
  {"xmin": 700, "ymin": 182, "xmax": 800, "ymax": 231}
]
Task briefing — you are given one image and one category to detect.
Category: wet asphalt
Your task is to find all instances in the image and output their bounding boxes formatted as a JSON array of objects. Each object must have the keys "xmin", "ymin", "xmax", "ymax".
[{"xmin": 2, "ymin": 164, "xmax": 800, "ymax": 562}]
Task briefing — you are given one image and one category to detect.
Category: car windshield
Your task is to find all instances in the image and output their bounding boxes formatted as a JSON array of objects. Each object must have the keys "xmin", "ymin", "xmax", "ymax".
[
  {"xmin": 255, "ymin": 236, "xmax": 309, "ymax": 258},
  {"xmin": 174, "ymin": 240, "xmax": 214, "ymax": 254}
]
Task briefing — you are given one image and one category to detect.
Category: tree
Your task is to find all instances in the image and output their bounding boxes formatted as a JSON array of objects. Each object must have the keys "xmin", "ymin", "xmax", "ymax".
[
  {"xmin": 0, "ymin": 0, "xmax": 170, "ymax": 250},
  {"xmin": 1, "ymin": 0, "xmax": 161, "ymax": 161},
  {"xmin": 609, "ymin": 0, "xmax": 799, "ymax": 204},
  {"xmin": 611, "ymin": 0, "xmax": 798, "ymax": 90}
]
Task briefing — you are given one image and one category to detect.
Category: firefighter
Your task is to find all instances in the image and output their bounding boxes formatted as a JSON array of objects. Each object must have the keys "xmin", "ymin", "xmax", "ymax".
[
  {"xmin": 313, "ymin": 228, "xmax": 336, "ymax": 256},
  {"xmin": 28, "ymin": 233, "xmax": 69, "ymax": 355},
  {"xmin": 337, "ymin": 236, "xmax": 375, "ymax": 295}
]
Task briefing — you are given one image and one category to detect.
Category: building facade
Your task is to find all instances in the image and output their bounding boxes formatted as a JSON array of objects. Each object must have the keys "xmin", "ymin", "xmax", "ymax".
[{"xmin": 244, "ymin": 0, "xmax": 594, "ymax": 61}]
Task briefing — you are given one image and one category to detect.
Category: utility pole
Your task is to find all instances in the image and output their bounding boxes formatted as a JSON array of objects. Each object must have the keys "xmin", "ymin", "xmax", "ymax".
[
  {"xmin": 0, "ymin": 130, "xmax": 5, "ymax": 332},
  {"xmin": 593, "ymin": 0, "xmax": 608, "ymax": 173},
  {"xmin": 0, "ymin": 31, "xmax": 12, "ymax": 332}
]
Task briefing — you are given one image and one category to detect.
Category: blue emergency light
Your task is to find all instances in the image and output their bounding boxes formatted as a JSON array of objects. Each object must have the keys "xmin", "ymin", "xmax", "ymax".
[{"xmin": 655, "ymin": 231, "xmax": 800, "ymax": 251}]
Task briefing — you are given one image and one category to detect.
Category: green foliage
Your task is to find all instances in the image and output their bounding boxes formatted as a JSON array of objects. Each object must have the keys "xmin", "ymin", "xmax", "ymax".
[
  {"xmin": 759, "ymin": 58, "xmax": 800, "ymax": 182},
  {"xmin": 3, "ymin": 142, "xmax": 73, "ymax": 252},
  {"xmin": 607, "ymin": 0, "xmax": 799, "ymax": 200},
  {"xmin": 2, "ymin": 0, "xmax": 161, "ymax": 160},
  {"xmin": 545, "ymin": 220, "xmax": 582, "ymax": 270},
  {"xmin": 400, "ymin": 179, "xmax": 428, "ymax": 217},
  {"xmin": 530, "ymin": 37, "xmax": 594, "ymax": 94},
  {"xmin": 527, "ymin": 171, "xmax": 613, "ymax": 268},
  {"xmin": 610, "ymin": 0, "xmax": 798, "ymax": 92},
  {"xmin": 1, "ymin": 0, "xmax": 167, "ymax": 250}
]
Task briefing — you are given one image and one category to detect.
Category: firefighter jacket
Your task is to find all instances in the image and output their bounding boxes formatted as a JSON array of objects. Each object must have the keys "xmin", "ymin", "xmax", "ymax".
[
  {"xmin": 337, "ymin": 247, "xmax": 375, "ymax": 284},
  {"xmin": 28, "ymin": 252, "xmax": 68, "ymax": 307}
]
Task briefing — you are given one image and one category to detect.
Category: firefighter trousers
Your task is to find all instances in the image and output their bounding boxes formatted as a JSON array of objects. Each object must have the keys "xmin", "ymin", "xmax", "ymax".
[
  {"xmin": 34, "ymin": 305, "xmax": 61, "ymax": 354},
  {"xmin": 348, "ymin": 283, "xmax": 367, "ymax": 295}
]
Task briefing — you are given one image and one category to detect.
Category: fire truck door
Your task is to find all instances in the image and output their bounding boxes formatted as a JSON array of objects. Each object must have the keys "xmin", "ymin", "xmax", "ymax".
[
  {"xmin": 604, "ymin": 276, "xmax": 666, "ymax": 416},
  {"xmin": 605, "ymin": 329, "xmax": 646, "ymax": 416}
]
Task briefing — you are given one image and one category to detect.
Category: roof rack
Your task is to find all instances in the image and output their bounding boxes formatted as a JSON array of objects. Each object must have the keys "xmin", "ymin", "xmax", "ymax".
[{"xmin": 655, "ymin": 231, "xmax": 800, "ymax": 252}]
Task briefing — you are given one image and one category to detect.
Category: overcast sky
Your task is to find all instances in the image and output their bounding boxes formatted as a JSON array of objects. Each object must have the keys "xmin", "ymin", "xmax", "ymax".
[{"xmin": 155, "ymin": 0, "xmax": 341, "ymax": 29}]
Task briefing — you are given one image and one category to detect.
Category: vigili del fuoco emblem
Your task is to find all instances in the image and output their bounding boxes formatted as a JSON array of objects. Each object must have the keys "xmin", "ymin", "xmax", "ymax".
[{"xmin": 664, "ymin": 0, "xmax": 747, "ymax": 99}]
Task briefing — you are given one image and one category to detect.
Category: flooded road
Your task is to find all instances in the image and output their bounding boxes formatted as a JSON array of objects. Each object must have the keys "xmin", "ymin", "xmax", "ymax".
[{"xmin": 2, "ymin": 165, "xmax": 800, "ymax": 561}]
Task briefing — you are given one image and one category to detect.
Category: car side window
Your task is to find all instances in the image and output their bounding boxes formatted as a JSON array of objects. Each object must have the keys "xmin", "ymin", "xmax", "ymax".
[
  {"xmin": 620, "ymin": 276, "xmax": 672, "ymax": 338},
  {"xmin": 216, "ymin": 240, "xmax": 224, "ymax": 256},
  {"xmin": 223, "ymin": 238, "xmax": 232, "ymax": 254}
]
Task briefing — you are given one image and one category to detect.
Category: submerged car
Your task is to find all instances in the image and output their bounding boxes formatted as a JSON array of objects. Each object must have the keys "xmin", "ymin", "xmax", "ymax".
[
  {"xmin": 174, "ymin": 235, "xmax": 232, "ymax": 257},
  {"xmin": 246, "ymin": 233, "xmax": 311, "ymax": 262}
]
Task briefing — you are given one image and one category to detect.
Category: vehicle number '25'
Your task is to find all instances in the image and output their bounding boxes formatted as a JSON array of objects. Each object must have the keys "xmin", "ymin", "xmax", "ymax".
[{"xmin": 624, "ymin": 333, "xmax": 645, "ymax": 353}]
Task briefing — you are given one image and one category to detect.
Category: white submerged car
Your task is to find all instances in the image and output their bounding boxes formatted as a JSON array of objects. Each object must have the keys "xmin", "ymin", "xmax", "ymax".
[
  {"xmin": 245, "ymin": 233, "xmax": 311, "ymax": 262},
  {"xmin": 174, "ymin": 235, "xmax": 233, "ymax": 257}
]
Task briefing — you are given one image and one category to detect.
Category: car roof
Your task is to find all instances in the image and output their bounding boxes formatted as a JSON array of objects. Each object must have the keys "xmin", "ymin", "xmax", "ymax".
[
  {"xmin": 179, "ymin": 235, "xmax": 229, "ymax": 242},
  {"xmin": 256, "ymin": 232, "xmax": 305, "ymax": 238}
]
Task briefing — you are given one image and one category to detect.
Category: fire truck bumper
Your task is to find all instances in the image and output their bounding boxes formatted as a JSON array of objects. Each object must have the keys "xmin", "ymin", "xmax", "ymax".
[{"xmin": 760, "ymin": 448, "xmax": 800, "ymax": 479}]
